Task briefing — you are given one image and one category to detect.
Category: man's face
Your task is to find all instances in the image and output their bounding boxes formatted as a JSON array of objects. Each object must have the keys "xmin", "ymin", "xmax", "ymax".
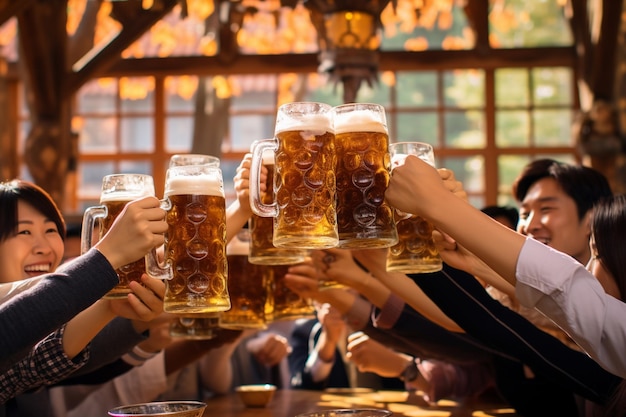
[{"xmin": 517, "ymin": 177, "xmax": 591, "ymax": 265}]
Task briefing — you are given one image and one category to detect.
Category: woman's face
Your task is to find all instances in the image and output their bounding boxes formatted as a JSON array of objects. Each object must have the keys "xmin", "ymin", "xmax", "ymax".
[
  {"xmin": 0, "ymin": 200, "xmax": 64, "ymax": 283},
  {"xmin": 586, "ymin": 235, "xmax": 621, "ymax": 299}
]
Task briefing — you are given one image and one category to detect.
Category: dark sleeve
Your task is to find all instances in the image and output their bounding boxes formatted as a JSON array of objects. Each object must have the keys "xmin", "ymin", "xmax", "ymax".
[
  {"xmin": 409, "ymin": 264, "xmax": 622, "ymax": 404},
  {"xmin": 372, "ymin": 303, "xmax": 503, "ymax": 364},
  {"xmin": 288, "ymin": 319, "xmax": 349, "ymax": 390},
  {"xmin": 0, "ymin": 249, "xmax": 119, "ymax": 373}
]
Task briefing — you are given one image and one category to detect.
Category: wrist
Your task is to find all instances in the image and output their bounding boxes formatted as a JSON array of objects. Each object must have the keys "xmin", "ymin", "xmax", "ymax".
[{"xmin": 399, "ymin": 357, "xmax": 420, "ymax": 382}]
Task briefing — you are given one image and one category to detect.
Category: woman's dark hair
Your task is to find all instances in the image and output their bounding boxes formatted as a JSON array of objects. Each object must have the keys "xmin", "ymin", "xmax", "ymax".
[
  {"xmin": 590, "ymin": 194, "xmax": 626, "ymax": 302},
  {"xmin": 0, "ymin": 180, "xmax": 66, "ymax": 243},
  {"xmin": 512, "ymin": 159, "xmax": 613, "ymax": 221},
  {"xmin": 481, "ymin": 205, "xmax": 519, "ymax": 230}
]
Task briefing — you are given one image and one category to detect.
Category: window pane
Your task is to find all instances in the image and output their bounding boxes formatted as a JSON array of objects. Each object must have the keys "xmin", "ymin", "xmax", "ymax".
[
  {"xmin": 498, "ymin": 155, "xmax": 531, "ymax": 205},
  {"xmin": 532, "ymin": 67, "xmax": 572, "ymax": 105},
  {"xmin": 232, "ymin": 77, "xmax": 277, "ymax": 111},
  {"xmin": 120, "ymin": 117, "xmax": 153, "ymax": 152},
  {"xmin": 395, "ymin": 112, "xmax": 438, "ymax": 146},
  {"xmin": 444, "ymin": 70, "xmax": 484, "ymax": 107},
  {"xmin": 166, "ymin": 76, "xmax": 198, "ymax": 111},
  {"xmin": 120, "ymin": 77, "xmax": 154, "ymax": 112},
  {"xmin": 229, "ymin": 114, "xmax": 275, "ymax": 152},
  {"xmin": 495, "ymin": 69, "xmax": 529, "ymax": 107},
  {"xmin": 444, "ymin": 111, "xmax": 485, "ymax": 148},
  {"xmin": 489, "ymin": 0, "xmax": 572, "ymax": 48},
  {"xmin": 78, "ymin": 162, "xmax": 116, "ymax": 200},
  {"xmin": 496, "ymin": 110, "xmax": 530, "ymax": 147},
  {"xmin": 166, "ymin": 116, "xmax": 194, "ymax": 152},
  {"xmin": 79, "ymin": 117, "xmax": 118, "ymax": 153},
  {"xmin": 533, "ymin": 110, "xmax": 574, "ymax": 147},
  {"xmin": 397, "ymin": 71, "xmax": 437, "ymax": 107},
  {"xmin": 77, "ymin": 78, "xmax": 117, "ymax": 113}
]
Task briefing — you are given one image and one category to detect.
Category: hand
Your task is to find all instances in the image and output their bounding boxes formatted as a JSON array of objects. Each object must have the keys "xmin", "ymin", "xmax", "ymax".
[
  {"xmin": 386, "ymin": 155, "xmax": 448, "ymax": 217},
  {"xmin": 317, "ymin": 303, "xmax": 345, "ymax": 345},
  {"xmin": 249, "ymin": 333, "xmax": 292, "ymax": 367},
  {"xmin": 135, "ymin": 313, "xmax": 175, "ymax": 353},
  {"xmin": 95, "ymin": 196, "xmax": 167, "ymax": 270},
  {"xmin": 109, "ymin": 274, "xmax": 165, "ymax": 322},
  {"xmin": 309, "ymin": 248, "xmax": 369, "ymax": 288},
  {"xmin": 346, "ymin": 331, "xmax": 410, "ymax": 377},
  {"xmin": 233, "ymin": 153, "xmax": 255, "ymax": 217}
]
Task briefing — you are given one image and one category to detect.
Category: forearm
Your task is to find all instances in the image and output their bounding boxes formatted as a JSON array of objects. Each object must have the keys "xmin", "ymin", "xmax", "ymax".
[
  {"xmin": 63, "ymin": 301, "xmax": 115, "ymax": 358},
  {"xmin": 225, "ymin": 200, "xmax": 252, "ymax": 243},
  {"xmin": 424, "ymin": 190, "xmax": 524, "ymax": 286}
]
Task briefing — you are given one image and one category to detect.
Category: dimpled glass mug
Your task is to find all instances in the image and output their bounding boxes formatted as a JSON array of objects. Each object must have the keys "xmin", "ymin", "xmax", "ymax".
[
  {"xmin": 219, "ymin": 228, "xmax": 268, "ymax": 330},
  {"xmin": 169, "ymin": 154, "xmax": 220, "ymax": 168},
  {"xmin": 81, "ymin": 173, "xmax": 156, "ymax": 299},
  {"xmin": 386, "ymin": 141, "xmax": 443, "ymax": 273},
  {"xmin": 147, "ymin": 164, "xmax": 231, "ymax": 314},
  {"xmin": 250, "ymin": 102, "xmax": 338, "ymax": 250},
  {"xmin": 332, "ymin": 103, "xmax": 398, "ymax": 249},
  {"xmin": 247, "ymin": 146, "xmax": 308, "ymax": 265}
]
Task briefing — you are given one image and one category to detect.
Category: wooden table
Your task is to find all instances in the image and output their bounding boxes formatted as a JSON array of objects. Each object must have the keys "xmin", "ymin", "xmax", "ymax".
[{"xmin": 201, "ymin": 389, "xmax": 522, "ymax": 417}]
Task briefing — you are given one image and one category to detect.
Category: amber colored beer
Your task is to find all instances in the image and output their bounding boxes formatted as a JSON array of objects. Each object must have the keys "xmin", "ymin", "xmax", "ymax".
[
  {"xmin": 386, "ymin": 214, "xmax": 443, "ymax": 273},
  {"xmin": 219, "ymin": 233, "xmax": 268, "ymax": 329},
  {"xmin": 333, "ymin": 103, "xmax": 398, "ymax": 249},
  {"xmin": 99, "ymin": 199, "xmax": 147, "ymax": 298},
  {"xmin": 265, "ymin": 264, "xmax": 315, "ymax": 322},
  {"xmin": 249, "ymin": 158, "xmax": 308, "ymax": 265},
  {"xmin": 169, "ymin": 312, "xmax": 221, "ymax": 339},
  {"xmin": 162, "ymin": 168, "xmax": 230, "ymax": 314},
  {"xmin": 82, "ymin": 173, "xmax": 156, "ymax": 299},
  {"xmin": 250, "ymin": 103, "xmax": 338, "ymax": 250},
  {"xmin": 272, "ymin": 127, "xmax": 337, "ymax": 249}
]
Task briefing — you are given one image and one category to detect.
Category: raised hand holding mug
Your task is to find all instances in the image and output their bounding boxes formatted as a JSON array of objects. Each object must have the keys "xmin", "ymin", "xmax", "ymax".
[
  {"xmin": 386, "ymin": 141, "xmax": 443, "ymax": 273},
  {"xmin": 147, "ymin": 164, "xmax": 231, "ymax": 314},
  {"xmin": 81, "ymin": 173, "xmax": 156, "ymax": 299},
  {"xmin": 249, "ymin": 102, "xmax": 338, "ymax": 250}
]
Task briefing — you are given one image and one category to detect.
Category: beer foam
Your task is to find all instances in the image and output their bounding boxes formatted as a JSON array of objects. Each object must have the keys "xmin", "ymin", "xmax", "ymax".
[
  {"xmin": 164, "ymin": 174, "xmax": 223, "ymax": 197},
  {"xmin": 334, "ymin": 109, "xmax": 387, "ymax": 134},
  {"xmin": 275, "ymin": 113, "xmax": 333, "ymax": 134},
  {"xmin": 100, "ymin": 190, "xmax": 153, "ymax": 202}
]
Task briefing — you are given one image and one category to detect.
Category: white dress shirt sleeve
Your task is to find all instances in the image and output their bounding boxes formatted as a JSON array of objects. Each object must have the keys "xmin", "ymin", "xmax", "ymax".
[{"xmin": 515, "ymin": 237, "xmax": 626, "ymax": 379}]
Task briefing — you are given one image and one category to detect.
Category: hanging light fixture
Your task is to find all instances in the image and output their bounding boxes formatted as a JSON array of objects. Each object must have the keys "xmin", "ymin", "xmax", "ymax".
[{"xmin": 303, "ymin": 0, "xmax": 395, "ymax": 103}]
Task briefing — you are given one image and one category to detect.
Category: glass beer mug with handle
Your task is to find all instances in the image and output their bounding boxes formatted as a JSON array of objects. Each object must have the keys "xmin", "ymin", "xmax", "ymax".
[
  {"xmin": 81, "ymin": 173, "xmax": 156, "ymax": 299},
  {"xmin": 146, "ymin": 164, "xmax": 231, "ymax": 314},
  {"xmin": 386, "ymin": 141, "xmax": 443, "ymax": 273},
  {"xmin": 249, "ymin": 102, "xmax": 338, "ymax": 250},
  {"xmin": 169, "ymin": 154, "xmax": 220, "ymax": 168},
  {"xmin": 333, "ymin": 102, "xmax": 398, "ymax": 249},
  {"xmin": 248, "ymin": 146, "xmax": 308, "ymax": 265}
]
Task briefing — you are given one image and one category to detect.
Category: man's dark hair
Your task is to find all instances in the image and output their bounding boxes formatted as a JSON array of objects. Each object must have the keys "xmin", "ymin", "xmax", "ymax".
[{"xmin": 511, "ymin": 159, "xmax": 613, "ymax": 220}]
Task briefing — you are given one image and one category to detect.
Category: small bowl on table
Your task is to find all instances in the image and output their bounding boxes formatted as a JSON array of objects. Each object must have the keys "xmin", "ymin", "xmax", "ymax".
[
  {"xmin": 108, "ymin": 401, "xmax": 206, "ymax": 417},
  {"xmin": 235, "ymin": 384, "xmax": 277, "ymax": 407}
]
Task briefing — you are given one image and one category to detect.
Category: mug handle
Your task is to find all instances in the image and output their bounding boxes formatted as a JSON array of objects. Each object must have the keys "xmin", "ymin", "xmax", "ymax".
[
  {"xmin": 249, "ymin": 139, "xmax": 278, "ymax": 218},
  {"xmin": 145, "ymin": 198, "xmax": 174, "ymax": 280},
  {"xmin": 81, "ymin": 205, "xmax": 107, "ymax": 255}
]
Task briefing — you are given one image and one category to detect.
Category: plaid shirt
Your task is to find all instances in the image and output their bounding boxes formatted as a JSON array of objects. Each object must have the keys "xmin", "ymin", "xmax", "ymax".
[{"xmin": 0, "ymin": 325, "xmax": 89, "ymax": 403}]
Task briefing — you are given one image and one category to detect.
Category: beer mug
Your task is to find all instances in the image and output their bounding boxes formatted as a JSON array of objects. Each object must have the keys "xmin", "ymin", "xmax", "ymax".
[
  {"xmin": 81, "ymin": 173, "xmax": 156, "ymax": 299},
  {"xmin": 219, "ymin": 229, "xmax": 268, "ymax": 330},
  {"xmin": 265, "ymin": 263, "xmax": 315, "ymax": 322},
  {"xmin": 169, "ymin": 154, "xmax": 220, "ymax": 167},
  {"xmin": 248, "ymin": 147, "xmax": 308, "ymax": 265},
  {"xmin": 333, "ymin": 103, "xmax": 398, "ymax": 249},
  {"xmin": 386, "ymin": 141, "xmax": 443, "ymax": 273},
  {"xmin": 169, "ymin": 312, "xmax": 221, "ymax": 340},
  {"xmin": 249, "ymin": 102, "xmax": 338, "ymax": 250},
  {"xmin": 147, "ymin": 164, "xmax": 231, "ymax": 314}
]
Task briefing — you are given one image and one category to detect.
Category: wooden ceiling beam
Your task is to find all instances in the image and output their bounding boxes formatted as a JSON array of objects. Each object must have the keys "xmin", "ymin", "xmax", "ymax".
[
  {"xmin": 65, "ymin": 0, "xmax": 179, "ymax": 96},
  {"xmin": 94, "ymin": 47, "xmax": 576, "ymax": 78}
]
